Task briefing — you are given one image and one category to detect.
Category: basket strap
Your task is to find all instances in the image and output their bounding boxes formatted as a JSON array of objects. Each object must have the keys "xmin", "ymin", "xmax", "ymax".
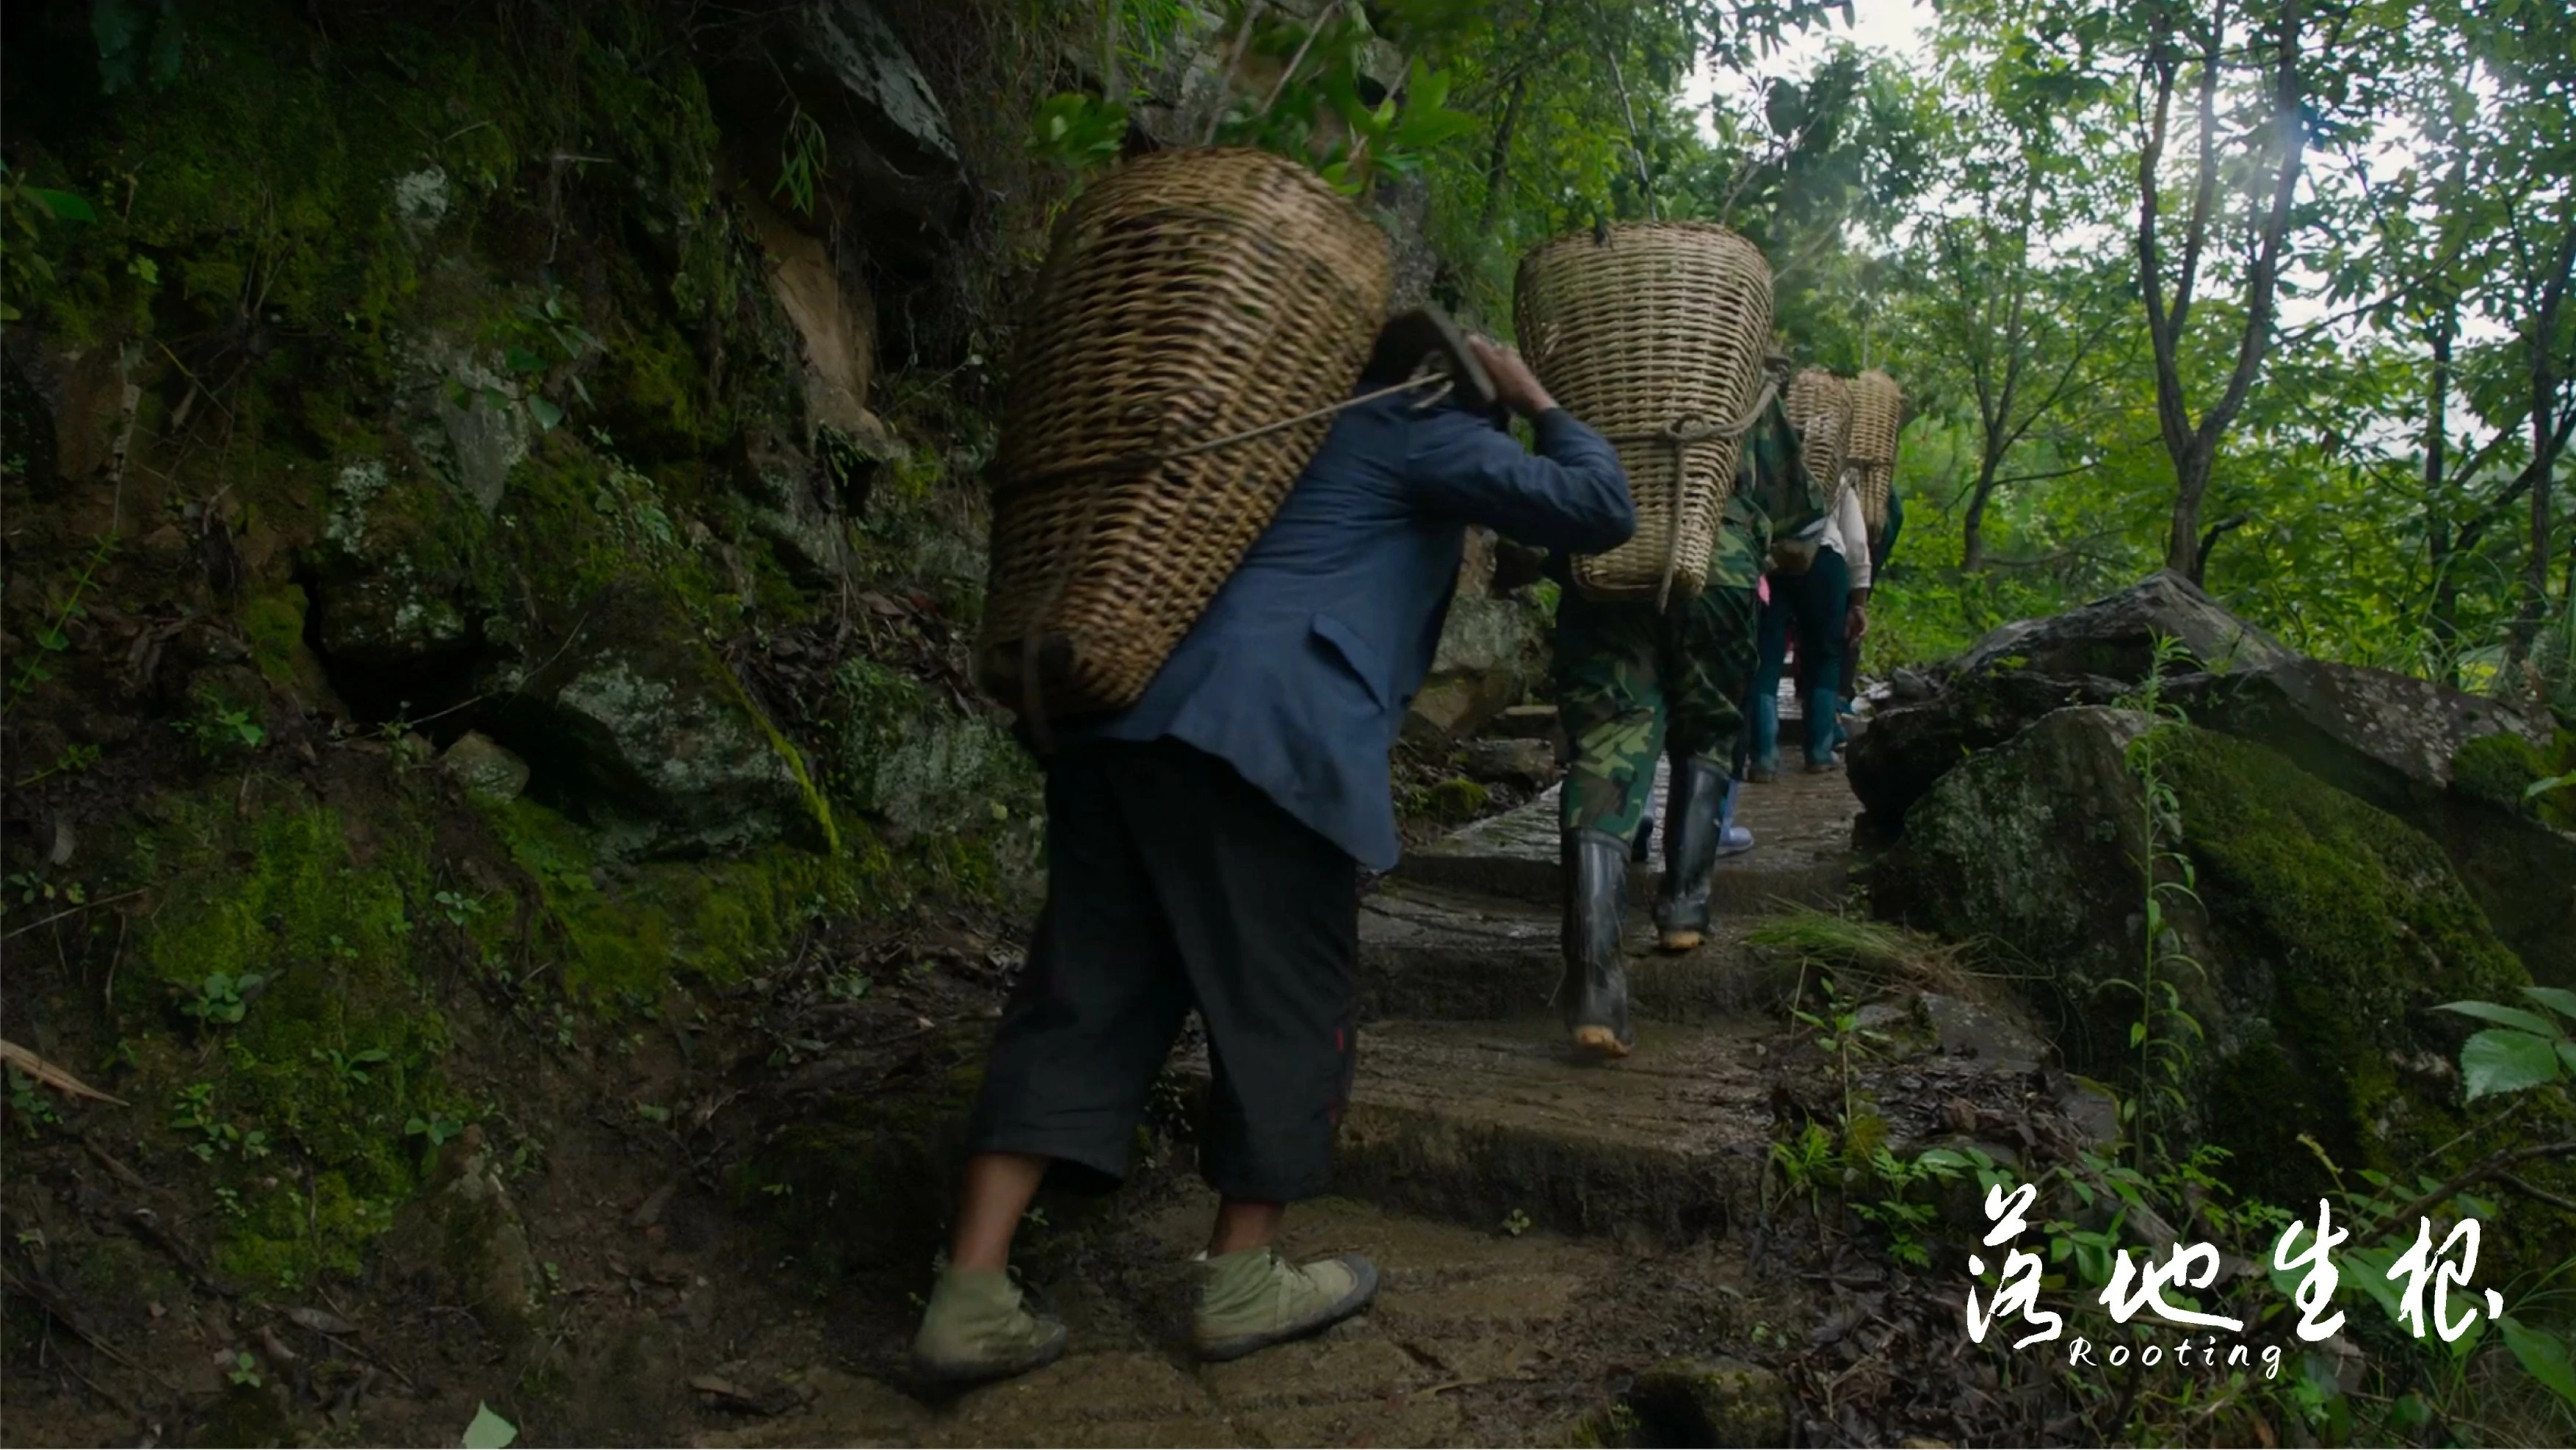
[
  {"xmin": 1005, "ymin": 369, "xmax": 1457, "ymax": 741},
  {"xmin": 1604, "ymin": 378, "xmax": 1779, "ymax": 612},
  {"xmin": 1000, "ymin": 373, "xmax": 1448, "ymax": 497}
]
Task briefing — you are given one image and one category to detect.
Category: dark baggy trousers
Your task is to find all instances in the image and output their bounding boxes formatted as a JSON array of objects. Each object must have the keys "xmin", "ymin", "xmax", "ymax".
[
  {"xmin": 965, "ymin": 738, "xmax": 1360, "ymax": 1202},
  {"xmin": 1753, "ymin": 546, "xmax": 1851, "ymax": 764}
]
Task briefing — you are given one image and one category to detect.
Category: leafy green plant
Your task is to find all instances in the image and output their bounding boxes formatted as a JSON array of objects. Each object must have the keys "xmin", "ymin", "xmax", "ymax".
[
  {"xmin": 1766, "ymin": 1119, "xmax": 1835, "ymax": 1209},
  {"xmin": 13, "ymin": 742, "xmax": 103, "ymax": 787},
  {"xmin": 178, "ymin": 972, "xmax": 264, "ymax": 1027},
  {"xmin": 6, "ymin": 870, "xmax": 87, "ymax": 912},
  {"xmin": 227, "ymin": 1349, "xmax": 262, "ymax": 1388},
  {"xmin": 1028, "ymin": 92, "xmax": 1130, "ymax": 168},
  {"xmin": 312, "ymin": 1046, "xmax": 391, "ymax": 1088},
  {"xmin": 1790, "ymin": 973, "xmax": 1886, "ymax": 1124},
  {"xmin": 4, "ymin": 536, "xmax": 115, "ymax": 705},
  {"xmin": 434, "ymin": 889, "xmax": 488, "ymax": 929},
  {"xmin": 1851, "ymin": 1146, "xmax": 1971, "ymax": 1268},
  {"xmin": 405, "ymin": 1114, "xmax": 465, "ymax": 1150},
  {"xmin": 1, "ymin": 163, "xmax": 98, "ymax": 323},
  {"xmin": 774, "ymin": 104, "xmax": 828, "ymax": 217},
  {"xmin": 169, "ymin": 1081, "xmax": 266, "ymax": 1161},
  {"xmin": 1502, "ymin": 1207, "xmax": 1533, "ymax": 1238},
  {"xmin": 174, "ymin": 703, "xmax": 266, "ymax": 751},
  {"xmin": 2110, "ymin": 633, "xmax": 2210, "ymax": 1172},
  {"xmin": 6, "ymin": 1065, "xmax": 65, "ymax": 1136},
  {"xmin": 2439, "ymin": 988, "xmax": 2576, "ymax": 1098}
]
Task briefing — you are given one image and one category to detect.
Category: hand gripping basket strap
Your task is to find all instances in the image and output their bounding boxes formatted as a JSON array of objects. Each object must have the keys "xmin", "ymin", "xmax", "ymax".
[
  {"xmin": 1513, "ymin": 221, "xmax": 1774, "ymax": 604},
  {"xmin": 977, "ymin": 146, "xmax": 1392, "ymax": 729}
]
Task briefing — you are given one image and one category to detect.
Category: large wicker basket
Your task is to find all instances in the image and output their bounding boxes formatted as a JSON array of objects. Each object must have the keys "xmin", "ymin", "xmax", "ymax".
[
  {"xmin": 1785, "ymin": 367, "xmax": 1854, "ymax": 513},
  {"xmin": 1846, "ymin": 369, "xmax": 1902, "ymax": 530},
  {"xmin": 1513, "ymin": 222, "xmax": 1772, "ymax": 602},
  {"xmin": 976, "ymin": 148, "xmax": 1392, "ymax": 720}
]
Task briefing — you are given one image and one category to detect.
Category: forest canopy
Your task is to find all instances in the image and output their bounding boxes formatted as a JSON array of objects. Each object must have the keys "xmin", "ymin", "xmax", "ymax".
[{"xmin": 1031, "ymin": 0, "xmax": 2575, "ymax": 704}]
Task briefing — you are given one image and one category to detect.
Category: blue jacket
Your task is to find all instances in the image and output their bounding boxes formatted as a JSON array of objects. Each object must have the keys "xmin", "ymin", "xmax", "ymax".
[{"xmin": 1064, "ymin": 391, "xmax": 1635, "ymax": 869}]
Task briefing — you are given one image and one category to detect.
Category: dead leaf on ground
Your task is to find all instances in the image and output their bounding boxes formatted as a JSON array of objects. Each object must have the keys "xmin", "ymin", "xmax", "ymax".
[{"xmin": 1, "ymin": 1040, "xmax": 129, "ymax": 1105}]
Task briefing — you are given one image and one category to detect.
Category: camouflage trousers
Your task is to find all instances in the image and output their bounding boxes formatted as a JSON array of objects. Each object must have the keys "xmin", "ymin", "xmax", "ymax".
[{"xmin": 1552, "ymin": 584, "xmax": 1761, "ymax": 839}]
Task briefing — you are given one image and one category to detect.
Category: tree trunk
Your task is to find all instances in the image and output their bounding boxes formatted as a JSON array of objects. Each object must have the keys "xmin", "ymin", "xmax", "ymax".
[
  {"xmin": 2166, "ymin": 450, "xmax": 2214, "ymax": 582},
  {"xmin": 2423, "ymin": 308, "xmax": 2459, "ymax": 682},
  {"xmin": 1477, "ymin": 66, "xmax": 1530, "ymax": 237},
  {"xmin": 2511, "ymin": 220, "xmax": 2576, "ymax": 659},
  {"xmin": 2142, "ymin": 1, "xmax": 2307, "ymax": 582},
  {"xmin": 1961, "ymin": 491, "xmax": 1989, "ymax": 574}
]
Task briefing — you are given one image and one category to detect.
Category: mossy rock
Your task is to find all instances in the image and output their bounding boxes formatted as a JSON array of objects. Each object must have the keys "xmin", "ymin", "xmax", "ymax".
[
  {"xmin": 2453, "ymin": 729, "xmax": 2576, "ymax": 832},
  {"xmin": 477, "ymin": 795, "xmax": 888, "ymax": 1003},
  {"xmin": 1893, "ymin": 709, "xmax": 2568, "ymax": 1233}
]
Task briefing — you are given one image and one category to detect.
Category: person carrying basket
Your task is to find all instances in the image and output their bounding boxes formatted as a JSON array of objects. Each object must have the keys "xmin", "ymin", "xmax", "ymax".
[
  {"xmin": 1548, "ymin": 353, "xmax": 1828, "ymax": 1059},
  {"xmin": 912, "ymin": 336, "xmax": 1636, "ymax": 1386}
]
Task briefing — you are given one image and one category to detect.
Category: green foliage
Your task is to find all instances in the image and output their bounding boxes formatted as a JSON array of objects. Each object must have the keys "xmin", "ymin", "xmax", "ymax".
[
  {"xmin": 92, "ymin": 0, "xmax": 186, "ymax": 94},
  {"xmin": 177, "ymin": 972, "xmax": 265, "ymax": 1028},
  {"xmin": 2440, "ymin": 990, "xmax": 2576, "ymax": 1100},
  {"xmin": 773, "ymin": 104, "xmax": 828, "ymax": 217}
]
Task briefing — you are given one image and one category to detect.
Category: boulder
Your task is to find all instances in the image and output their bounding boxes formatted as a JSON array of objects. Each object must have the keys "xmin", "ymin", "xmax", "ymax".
[
  {"xmin": 1888, "ymin": 707, "xmax": 2556, "ymax": 1213},
  {"xmin": 1408, "ymin": 594, "xmax": 1549, "ymax": 740},
  {"xmin": 1951, "ymin": 571, "xmax": 2294, "ymax": 682},
  {"xmin": 1461, "ymin": 737, "xmax": 1556, "ymax": 787},
  {"xmin": 442, "ymin": 732, "xmax": 529, "ymax": 803},
  {"xmin": 481, "ymin": 582, "xmax": 833, "ymax": 857},
  {"xmin": 1858, "ymin": 579, "xmax": 2575, "ymax": 986},
  {"xmin": 825, "ymin": 657, "xmax": 1037, "ymax": 840},
  {"xmin": 2174, "ymin": 657, "xmax": 2575, "ymax": 987},
  {"xmin": 1847, "ymin": 668, "xmax": 2129, "ymax": 829}
]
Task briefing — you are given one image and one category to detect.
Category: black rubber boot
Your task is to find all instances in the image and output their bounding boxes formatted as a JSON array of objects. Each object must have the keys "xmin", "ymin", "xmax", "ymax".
[
  {"xmin": 1651, "ymin": 756, "xmax": 1728, "ymax": 953},
  {"xmin": 1559, "ymin": 829, "xmax": 1634, "ymax": 1059}
]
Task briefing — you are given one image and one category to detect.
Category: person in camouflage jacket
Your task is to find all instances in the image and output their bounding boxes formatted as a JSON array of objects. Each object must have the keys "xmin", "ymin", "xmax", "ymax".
[{"xmin": 1544, "ymin": 366, "xmax": 1828, "ymax": 1058}]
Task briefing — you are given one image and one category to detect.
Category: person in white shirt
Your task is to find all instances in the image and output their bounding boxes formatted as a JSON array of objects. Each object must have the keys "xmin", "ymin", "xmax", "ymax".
[{"xmin": 1744, "ymin": 468, "xmax": 1872, "ymax": 778}]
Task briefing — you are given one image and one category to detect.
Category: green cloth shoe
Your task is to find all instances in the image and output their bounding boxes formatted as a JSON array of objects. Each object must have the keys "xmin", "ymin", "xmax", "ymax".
[
  {"xmin": 911, "ymin": 1266, "xmax": 1068, "ymax": 1386},
  {"xmin": 1193, "ymin": 1248, "xmax": 1381, "ymax": 1362}
]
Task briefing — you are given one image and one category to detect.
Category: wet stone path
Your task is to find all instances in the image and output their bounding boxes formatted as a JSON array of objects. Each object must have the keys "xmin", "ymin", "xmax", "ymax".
[{"xmin": 717, "ymin": 757, "xmax": 1873, "ymax": 1447}]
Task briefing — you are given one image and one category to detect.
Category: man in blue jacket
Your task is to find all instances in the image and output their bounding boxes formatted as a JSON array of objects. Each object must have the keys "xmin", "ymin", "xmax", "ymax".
[{"xmin": 911, "ymin": 338, "xmax": 1635, "ymax": 1386}]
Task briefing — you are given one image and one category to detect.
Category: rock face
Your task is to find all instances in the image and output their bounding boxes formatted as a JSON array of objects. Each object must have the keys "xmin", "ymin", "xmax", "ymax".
[
  {"xmin": 1852, "ymin": 574, "xmax": 2574, "ymax": 986},
  {"xmin": 2176, "ymin": 658, "xmax": 2576, "ymax": 987},
  {"xmin": 1950, "ymin": 569, "xmax": 2295, "ymax": 680},
  {"xmin": 1409, "ymin": 594, "xmax": 1550, "ymax": 741},
  {"xmin": 704, "ymin": 1, "xmax": 966, "ymax": 275},
  {"xmin": 482, "ymin": 585, "xmax": 831, "ymax": 857},
  {"xmin": 1848, "ymin": 667, "xmax": 2129, "ymax": 829},
  {"xmin": 1889, "ymin": 707, "xmax": 2541, "ymax": 1204}
]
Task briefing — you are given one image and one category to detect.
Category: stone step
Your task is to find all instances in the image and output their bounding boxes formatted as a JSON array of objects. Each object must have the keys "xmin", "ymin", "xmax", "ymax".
[
  {"xmin": 1358, "ymin": 881, "xmax": 1793, "ymax": 1022},
  {"xmin": 1397, "ymin": 760, "xmax": 1860, "ymax": 909},
  {"xmin": 707, "ymin": 1191, "xmax": 1749, "ymax": 1449},
  {"xmin": 1178, "ymin": 1017, "xmax": 1773, "ymax": 1247}
]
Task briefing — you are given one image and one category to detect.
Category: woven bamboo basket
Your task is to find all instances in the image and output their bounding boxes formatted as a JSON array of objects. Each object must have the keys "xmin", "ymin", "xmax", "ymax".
[
  {"xmin": 1785, "ymin": 368, "xmax": 1854, "ymax": 513},
  {"xmin": 1846, "ymin": 369, "xmax": 1902, "ymax": 530},
  {"xmin": 1513, "ymin": 222, "xmax": 1772, "ymax": 602},
  {"xmin": 975, "ymin": 148, "xmax": 1392, "ymax": 719}
]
